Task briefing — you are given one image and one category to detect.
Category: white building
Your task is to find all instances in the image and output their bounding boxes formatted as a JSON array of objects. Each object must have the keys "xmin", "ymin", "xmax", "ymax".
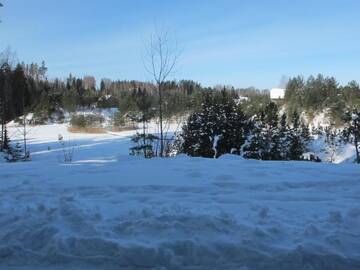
[{"xmin": 270, "ymin": 88, "xmax": 285, "ymax": 100}]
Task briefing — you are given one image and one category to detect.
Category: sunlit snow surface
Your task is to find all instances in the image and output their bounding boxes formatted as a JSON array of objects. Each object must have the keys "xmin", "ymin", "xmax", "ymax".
[{"xmin": 0, "ymin": 124, "xmax": 360, "ymax": 270}]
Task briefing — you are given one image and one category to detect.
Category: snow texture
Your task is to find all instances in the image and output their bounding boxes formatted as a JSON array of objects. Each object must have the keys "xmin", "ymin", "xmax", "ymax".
[
  {"xmin": 270, "ymin": 88, "xmax": 285, "ymax": 100},
  {"xmin": 0, "ymin": 123, "xmax": 360, "ymax": 269}
]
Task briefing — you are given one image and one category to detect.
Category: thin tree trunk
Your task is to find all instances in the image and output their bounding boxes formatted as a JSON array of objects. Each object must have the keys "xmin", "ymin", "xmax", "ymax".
[
  {"xmin": 23, "ymin": 115, "xmax": 27, "ymax": 155},
  {"xmin": 0, "ymin": 122, "xmax": 3, "ymax": 151},
  {"xmin": 355, "ymin": 137, "xmax": 360, "ymax": 163},
  {"xmin": 143, "ymin": 118, "xmax": 146, "ymax": 158},
  {"xmin": 158, "ymin": 83, "xmax": 164, "ymax": 157},
  {"xmin": 1, "ymin": 100, "xmax": 4, "ymax": 151}
]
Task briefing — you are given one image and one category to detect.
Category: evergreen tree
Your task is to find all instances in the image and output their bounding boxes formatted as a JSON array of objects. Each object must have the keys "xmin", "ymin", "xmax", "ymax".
[
  {"xmin": 243, "ymin": 115, "xmax": 266, "ymax": 160},
  {"xmin": 180, "ymin": 94, "xmax": 218, "ymax": 158},
  {"xmin": 11, "ymin": 64, "xmax": 29, "ymax": 117},
  {"xmin": 0, "ymin": 62, "xmax": 11, "ymax": 149},
  {"xmin": 288, "ymin": 133, "xmax": 305, "ymax": 160},
  {"xmin": 2, "ymin": 125, "xmax": 10, "ymax": 151},
  {"xmin": 243, "ymin": 103, "xmax": 282, "ymax": 160},
  {"xmin": 291, "ymin": 111, "xmax": 300, "ymax": 129},
  {"xmin": 180, "ymin": 91, "xmax": 249, "ymax": 158},
  {"xmin": 278, "ymin": 113, "xmax": 291, "ymax": 160},
  {"xmin": 287, "ymin": 118, "xmax": 311, "ymax": 161},
  {"xmin": 264, "ymin": 102, "xmax": 281, "ymax": 160},
  {"xmin": 300, "ymin": 122, "xmax": 311, "ymax": 144},
  {"xmin": 5, "ymin": 142, "xmax": 23, "ymax": 162},
  {"xmin": 128, "ymin": 88, "xmax": 157, "ymax": 158},
  {"xmin": 215, "ymin": 91, "xmax": 249, "ymax": 157}
]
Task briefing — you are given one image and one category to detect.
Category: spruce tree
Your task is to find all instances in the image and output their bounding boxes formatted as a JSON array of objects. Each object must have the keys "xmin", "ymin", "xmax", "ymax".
[
  {"xmin": 287, "ymin": 113, "xmax": 311, "ymax": 161},
  {"xmin": 288, "ymin": 133, "xmax": 305, "ymax": 160},
  {"xmin": 243, "ymin": 103, "xmax": 283, "ymax": 160},
  {"xmin": 181, "ymin": 93, "xmax": 217, "ymax": 157},
  {"xmin": 180, "ymin": 91, "xmax": 249, "ymax": 158},
  {"xmin": 278, "ymin": 113, "xmax": 291, "ymax": 160},
  {"xmin": 215, "ymin": 91, "xmax": 248, "ymax": 157},
  {"xmin": 5, "ymin": 142, "xmax": 23, "ymax": 162},
  {"xmin": 243, "ymin": 115, "xmax": 266, "ymax": 160},
  {"xmin": 2, "ymin": 125, "xmax": 10, "ymax": 151},
  {"xmin": 128, "ymin": 88, "xmax": 157, "ymax": 158},
  {"xmin": 264, "ymin": 102, "xmax": 281, "ymax": 160}
]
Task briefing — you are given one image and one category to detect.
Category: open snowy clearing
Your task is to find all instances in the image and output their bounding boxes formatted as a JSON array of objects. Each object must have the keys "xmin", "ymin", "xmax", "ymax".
[{"xmin": 0, "ymin": 124, "xmax": 360, "ymax": 269}]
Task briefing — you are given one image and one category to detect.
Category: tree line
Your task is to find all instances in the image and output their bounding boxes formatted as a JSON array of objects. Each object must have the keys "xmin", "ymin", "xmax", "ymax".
[
  {"xmin": 285, "ymin": 74, "xmax": 360, "ymax": 125},
  {"xmin": 174, "ymin": 90, "xmax": 360, "ymax": 163},
  {"xmin": 0, "ymin": 57, "xmax": 359, "ymax": 163}
]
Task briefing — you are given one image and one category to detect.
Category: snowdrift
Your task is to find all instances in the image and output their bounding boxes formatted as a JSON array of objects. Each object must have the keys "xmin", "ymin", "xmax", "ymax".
[{"xmin": 1, "ymin": 124, "xmax": 360, "ymax": 269}]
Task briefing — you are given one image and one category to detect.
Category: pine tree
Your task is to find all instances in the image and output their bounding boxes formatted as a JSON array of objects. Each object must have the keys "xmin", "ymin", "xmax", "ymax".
[
  {"xmin": 301, "ymin": 122, "xmax": 311, "ymax": 144},
  {"xmin": 264, "ymin": 102, "xmax": 281, "ymax": 160},
  {"xmin": 279, "ymin": 113, "xmax": 290, "ymax": 160},
  {"xmin": 128, "ymin": 88, "xmax": 157, "ymax": 158},
  {"xmin": 291, "ymin": 111, "xmax": 300, "ymax": 129},
  {"xmin": 5, "ymin": 142, "xmax": 23, "ymax": 162},
  {"xmin": 181, "ymin": 94, "xmax": 217, "ymax": 158},
  {"xmin": 285, "ymin": 111, "xmax": 311, "ymax": 160},
  {"xmin": 215, "ymin": 91, "xmax": 248, "ymax": 157},
  {"xmin": 243, "ymin": 103, "xmax": 283, "ymax": 160},
  {"xmin": 180, "ymin": 91, "xmax": 249, "ymax": 158},
  {"xmin": 288, "ymin": 133, "xmax": 305, "ymax": 160},
  {"xmin": 2, "ymin": 125, "xmax": 10, "ymax": 151},
  {"xmin": 243, "ymin": 116, "xmax": 266, "ymax": 160},
  {"xmin": 0, "ymin": 62, "xmax": 11, "ymax": 150}
]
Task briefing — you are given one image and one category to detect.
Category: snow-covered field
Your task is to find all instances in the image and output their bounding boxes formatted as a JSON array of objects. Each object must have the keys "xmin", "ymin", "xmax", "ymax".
[{"xmin": 1, "ymin": 124, "xmax": 360, "ymax": 269}]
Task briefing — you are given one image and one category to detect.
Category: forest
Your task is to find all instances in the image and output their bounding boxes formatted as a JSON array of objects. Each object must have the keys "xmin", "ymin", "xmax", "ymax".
[{"xmin": 0, "ymin": 58, "xmax": 359, "ymax": 163}]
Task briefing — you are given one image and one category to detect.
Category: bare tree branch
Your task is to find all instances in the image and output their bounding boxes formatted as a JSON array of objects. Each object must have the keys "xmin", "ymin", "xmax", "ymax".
[{"xmin": 143, "ymin": 29, "xmax": 181, "ymax": 157}]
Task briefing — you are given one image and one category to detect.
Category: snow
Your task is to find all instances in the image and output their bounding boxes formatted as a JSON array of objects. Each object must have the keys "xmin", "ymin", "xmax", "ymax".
[
  {"xmin": 270, "ymin": 88, "xmax": 285, "ymax": 100},
  {"xmin": 309, "ymin": 134, "xmax": 356, "ymax": 164},
  {"xmin": 1, "ymin": 123, "xmax": 360, "ymax": 269},
  {"xmin": 310, "ymin": 111, "xmax": 332, "ymax": 129},
  {"xmin": 235, "ymin": 96, "xmax": 249, "ymax": 104},
  {"xmin": 212, "ymin": 135, "xmax": 222, "ymax": 159}
]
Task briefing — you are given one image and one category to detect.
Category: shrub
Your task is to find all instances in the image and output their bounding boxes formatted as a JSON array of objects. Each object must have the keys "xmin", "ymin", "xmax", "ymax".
[{"xmin": 70, "ymin": 113, "xmax": 104, "ymax": 128}]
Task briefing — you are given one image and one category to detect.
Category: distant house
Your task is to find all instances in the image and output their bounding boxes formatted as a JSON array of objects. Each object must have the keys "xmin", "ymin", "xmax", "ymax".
[{"xmin": 270, "ymin": 88, "xmax": 285, "ymax": 100}]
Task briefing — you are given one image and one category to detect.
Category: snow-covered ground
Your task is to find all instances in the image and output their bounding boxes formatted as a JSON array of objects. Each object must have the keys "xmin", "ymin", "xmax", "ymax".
[{"xmin": 1, "ymin": 123, "xmax": 360, "ymax": 269}]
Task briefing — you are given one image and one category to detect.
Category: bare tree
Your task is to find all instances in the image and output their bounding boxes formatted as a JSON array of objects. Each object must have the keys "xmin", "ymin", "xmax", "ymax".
[
  {"xmin": 17, "ymin": 112, "xmax": 33, "ymax": 160},
  {"xmin": 0, "ymin": 47, "xmax": 18, "ymax": 68},
  {"xmin": 325, "ymin": 127, "xmax": 340, "ymax": 163},
  {"xmin": 143, "ymin": 30, "xmax": 181, "ymax": 157}
]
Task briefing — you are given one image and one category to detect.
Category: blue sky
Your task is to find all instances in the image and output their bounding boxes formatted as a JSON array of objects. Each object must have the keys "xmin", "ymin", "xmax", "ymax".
[{"xmin": 1, "ymin": 0, "xmax": 360, "ymax": 89}]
